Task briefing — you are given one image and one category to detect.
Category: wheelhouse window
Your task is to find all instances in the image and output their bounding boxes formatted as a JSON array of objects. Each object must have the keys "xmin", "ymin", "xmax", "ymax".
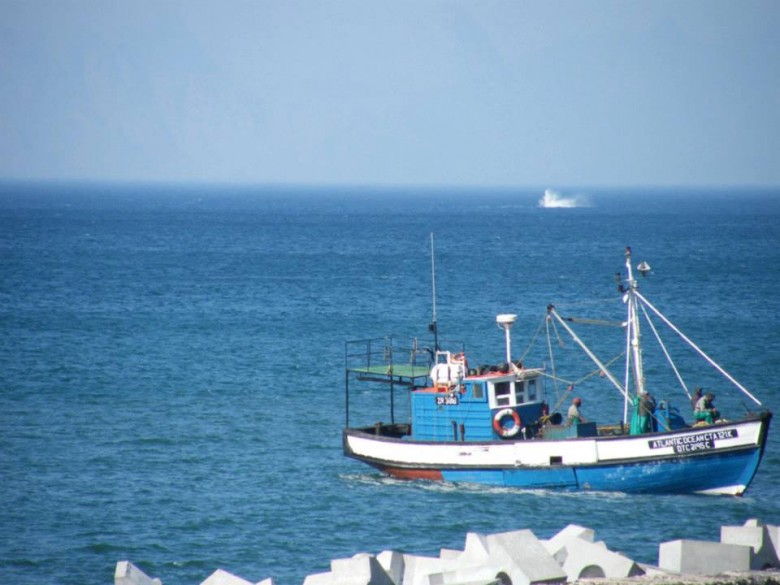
[
  {"xmin": 527, "ymin": 379, "xmax": 537, "ymax": 401},
  {"xmin": 471, "ymin": 382, "xmax": 485, "ymax": 400},
  {"xmin": 517, "ymin": 381, "xmax": 527, "ymax": 403},
  {"xmin": 488, "ymin": 376, "xmax": 542, "ymax": 408},
  {"xmin": 494, "ymin": 381, "xmax": 513, "ymax": 406},
  {"xmin": 490, "ymin": 379, "xmax": 523, "ymax": 407}
]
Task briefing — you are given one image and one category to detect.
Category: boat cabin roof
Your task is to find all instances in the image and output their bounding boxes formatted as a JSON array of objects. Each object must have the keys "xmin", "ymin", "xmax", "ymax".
[
  {"xmin": 465, "ymin": 367, "xmax": 545, "ymax": 382},
  {"xmin": 415, "ymin": 367, "xmax": 545, "ymax": 393}
]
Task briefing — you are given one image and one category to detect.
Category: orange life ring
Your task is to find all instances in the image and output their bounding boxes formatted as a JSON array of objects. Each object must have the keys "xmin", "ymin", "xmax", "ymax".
[{"xmin": 492, "ymin": 408, "xmax": 522, "ymax": 438}]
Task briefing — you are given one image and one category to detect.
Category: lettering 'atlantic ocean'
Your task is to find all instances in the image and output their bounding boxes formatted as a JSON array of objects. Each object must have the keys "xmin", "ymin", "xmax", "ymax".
[{"xmin": 649, "ymin": 429, "xmax": 739, "ymax": 453}]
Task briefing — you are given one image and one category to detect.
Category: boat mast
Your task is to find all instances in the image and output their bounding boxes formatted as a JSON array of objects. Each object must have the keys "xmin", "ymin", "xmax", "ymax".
[
  {"xmin": 624, "ymin": 247, "xmax": 646, "ymax": 396},
  {"xmin": 429, "ymin": 233, "xmax": 439, "ymax": 351}
]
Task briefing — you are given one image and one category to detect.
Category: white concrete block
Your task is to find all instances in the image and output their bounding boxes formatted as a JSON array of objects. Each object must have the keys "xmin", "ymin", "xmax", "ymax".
[
  {"xmin": 302, "ymin": 571, "xmax": 333, "ymax": 585},
  {"xmin": 543, "ymin": 524, "xmax": 596, "ymax": 561},
  {"xmin": 659, "ymin": 539, "xmax": 752, "ymax": 574},
  {"xmin": 403, "ymin": 555, "xmax": 447, "ymax": 585},
  {"xmin": 425, "ymin": 563, "xmax": 502, "ymax": 585},
  {"xmin": 721, "ymin": 523, "xmax": 780, "ymax": 569},
  {"xmin": 433, "ymin": 533, "xmax": 487, "ymax": 573},
  {"xmin": 766, "ymin": 525, "xmax": 780, "ymax": 565},
  {"xmin": 558, "ymin": 538, "xmax": 644, "ymax": 581},
  {"xmin": 439, "ymin": 548, "xmax": 461, "ymax": 560},
  {"xmin": 329, "ymin": 553, "xmax": 395, "ymax": 585},
  {"xmin": 428, "ymin": 559, "xmax": 565, "ymax": 585},
  {"xmin": 637, "ymin": 563, "xmax": 673, "ymax": 578},
  {"xmin": 485, "ymin": 529, "xmax": 567, "ymax": 585},
  {"xmin": 377, "ymin": 550, "xmax": 405, "ymax": 585},
  {"xmin": 115, "ymin": 561, "xmax": 162, "ymax": 585},
  {"xmin": 496, "ymin": 560, "xmax": 562, "ymax": 585},
  {"xmin": 423, "ymin": 530, "xmax": 565, "ymax": 585},
  {"xmin": 461, "ymin": 532, "xmax": 491, "ymax": 564},
  {"xmin": 200, "ymin": 569, "xmax": 254, "ymax": 585}
]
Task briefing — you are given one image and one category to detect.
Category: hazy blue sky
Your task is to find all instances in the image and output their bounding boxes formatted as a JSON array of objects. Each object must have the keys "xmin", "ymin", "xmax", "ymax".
[{"xmin": 2, "ymin": 1, "xmax": 778, "ymax": 188}]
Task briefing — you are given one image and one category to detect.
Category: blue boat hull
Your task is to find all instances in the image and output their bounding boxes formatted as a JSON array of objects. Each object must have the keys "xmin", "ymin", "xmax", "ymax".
[
  {"xmin": 344, "ymin": 412, "xmax": 771, "ymax": 495},
  {"xmin": 440, "ymin": 445, "xmax": 764, "ymax": 494}
]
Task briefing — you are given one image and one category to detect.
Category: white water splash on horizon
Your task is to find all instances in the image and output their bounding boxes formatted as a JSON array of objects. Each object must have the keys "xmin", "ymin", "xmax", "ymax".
[{"xmin": 538, "ymin": 189, "xmax": 591, "ymax": 208}]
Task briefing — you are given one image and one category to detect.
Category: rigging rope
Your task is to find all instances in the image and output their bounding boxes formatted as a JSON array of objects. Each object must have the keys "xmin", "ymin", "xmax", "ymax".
[
  {"xmin": 540, "ymin": 344, "xmax": 627, "ymax": 414},
  {"xmin": 635, "ymin": 290, "xmax": 762, "ymax": 406},
  {"xmin": 518, "ymin": 315, "xmax": 547, "ymax": 362},
  {"xmin": 545, "ymin": 316, "xmax": 561, "ymax": 401},
  {"xmin": 552, "ymin": 296, "xmax": 621, "ymax": 309},
  {"xmin": 638, "ymin": 301, "xmax": 692, "ymax": 400}
]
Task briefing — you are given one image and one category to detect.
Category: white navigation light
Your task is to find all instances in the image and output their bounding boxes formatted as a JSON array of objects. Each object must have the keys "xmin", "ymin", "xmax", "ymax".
[{"xmin": 496, "ymin": 314, "xmax": 517, "ymax": 363}]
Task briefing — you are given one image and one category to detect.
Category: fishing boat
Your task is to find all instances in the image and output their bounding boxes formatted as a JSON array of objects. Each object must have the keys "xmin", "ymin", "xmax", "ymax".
[{"xmin": 342, "ymin": 246, "xmax": 772, "ymax": 495}]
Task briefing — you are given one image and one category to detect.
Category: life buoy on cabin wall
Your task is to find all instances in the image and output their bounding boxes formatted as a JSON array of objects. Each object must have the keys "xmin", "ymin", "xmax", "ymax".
[{"xmin": 492, "ymin": 408, "xmax": 522, "ymax": 438}]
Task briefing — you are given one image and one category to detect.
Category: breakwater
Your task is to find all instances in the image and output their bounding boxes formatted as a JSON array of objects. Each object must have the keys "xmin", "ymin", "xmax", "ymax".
[{"xmin": 115, "ymin": 519, "xmax": 779, "ymax": 585}]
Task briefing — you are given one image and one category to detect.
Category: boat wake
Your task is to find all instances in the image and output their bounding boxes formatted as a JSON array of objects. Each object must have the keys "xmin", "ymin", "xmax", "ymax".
[
  {"xmin": 339, "ymin": 473, "xmax": 632, "ymax": 500},
  {"xmin": 538, "ymin": 189, "xmax": 590, "ymax": 208}
]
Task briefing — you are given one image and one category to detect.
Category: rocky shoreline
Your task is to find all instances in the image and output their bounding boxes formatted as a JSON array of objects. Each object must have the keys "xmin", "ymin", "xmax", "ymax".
[
  {"xmin": 115, "ymin": 519, "xmax": 780, "ymax": 585},
  {"xmin": 573, "ymin": 573, "xmax": 780, "ymax": 585}
]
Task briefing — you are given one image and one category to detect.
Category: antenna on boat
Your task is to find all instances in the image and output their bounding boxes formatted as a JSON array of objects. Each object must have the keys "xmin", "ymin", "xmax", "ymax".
[
  {"xmin": 429, "ymin": 233, "xmax": 439, "ymax": 351},
  {"xmin": 496, "ymin": 313, "xmax": 517, "ymax": 364}
]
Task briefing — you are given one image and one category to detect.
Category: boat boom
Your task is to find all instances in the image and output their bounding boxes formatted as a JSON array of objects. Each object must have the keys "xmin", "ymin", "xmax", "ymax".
[{"xmin": 547, "ymin": 305, "xmax": 630, "ymax": 401}]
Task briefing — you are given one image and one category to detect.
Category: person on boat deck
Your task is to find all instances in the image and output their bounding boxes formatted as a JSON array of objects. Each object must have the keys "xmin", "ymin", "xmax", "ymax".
[
  {"xmin": 638, "ymin": 390, "xmax": 657, "ymax": 433},
  {"xmin": 694, "ymin": 392, "xmax": 720, "ymax": 424},
  {"xmin": 691, "ymin": 387, "xmax": 703, "ymax": 412},
  {"xmin": 567, "ymin": 397, "xmax": 587, "ymax": 425},
  {"xmin": 629, "ymin": 390, "xmax": 656, "ymax": 435}
]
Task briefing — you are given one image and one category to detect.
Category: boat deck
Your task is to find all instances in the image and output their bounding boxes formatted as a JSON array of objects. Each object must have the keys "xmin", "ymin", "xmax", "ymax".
[{"xmin": 347, "ymin": 363, "xmax": 430, "ymax": 379}]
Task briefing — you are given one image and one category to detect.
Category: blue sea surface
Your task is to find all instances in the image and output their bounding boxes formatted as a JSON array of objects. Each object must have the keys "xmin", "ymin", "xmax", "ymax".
[{"xmin": 1, "ymin": 183, "xmax": 779, "ymax": 585}]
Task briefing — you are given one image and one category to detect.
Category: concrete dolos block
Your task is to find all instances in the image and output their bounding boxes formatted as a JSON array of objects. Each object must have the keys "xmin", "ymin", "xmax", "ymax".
[
  {"xmin": 556, "ymin": 538, "xmax": 644, "ymax": 580},
  {"xmin": 485, "ymin": 529, "xmax": 568, "ymax": 585},
  {"xmin": 304, "ymin": 553, "xmax": 396, "ymax": 585},
  {"xmin": 741, "ymin": 519, "xmax": 780, "ymax": 557},
  {"xmin": 302, "ymin": 571, "xmax": 333, "ymax": 585},
  {"xmin": 115, "ymin": 561, "xmax": 162, "ymax": 585},
  {"xmin": 200, "ymin": 569, "xmax": 255, "ymax": 585},
  {"xmin": 200, "ymin": 569, "xmax": 275, "ymax": 585},
  {"xmin": 422, "ymin": 529, "xmax": 566, "ymax": 585},
  {"xmin": 333, "ymin": 553, "xmax": 396, "ymax": 585},
  {"xmin": 659, "ymin": 539, "xmax": 752, "ymax": 574},
  {"xmin": 542, "ymin": 524, "xmax": 597, "ymax": 565},
  {"xmin": 435, "ymin": 563, "xmax": 535, "ymax": 585},
  {"xmin": 767, "ymin": 525, "xmax": 780, "ymax": 564},
  {"xmin": 306, "ymin": 553, "xmax": 394, "ymax": 585},
  {"xmin": 721, "ymin": 519, "xmax": 780, "ymax": 569},
  {"xmin": 377, "ymin": 550, "xmax": 405, "ymax": 585},
  {"xmin": 403, "ymin": 554, "xmax": 447, "ymax": 585}
]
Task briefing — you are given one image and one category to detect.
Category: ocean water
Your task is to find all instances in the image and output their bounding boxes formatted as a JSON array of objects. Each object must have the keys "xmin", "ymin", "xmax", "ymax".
[{"xmin": 1, "ymin": 183, "xmax": 779, "ymax": 585}]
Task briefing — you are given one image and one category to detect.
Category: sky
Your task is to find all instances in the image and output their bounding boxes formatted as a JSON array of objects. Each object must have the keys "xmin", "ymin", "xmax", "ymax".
[{"xmin": 1, "ymin": 1, "xmax": 779, "ymax": 189}]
